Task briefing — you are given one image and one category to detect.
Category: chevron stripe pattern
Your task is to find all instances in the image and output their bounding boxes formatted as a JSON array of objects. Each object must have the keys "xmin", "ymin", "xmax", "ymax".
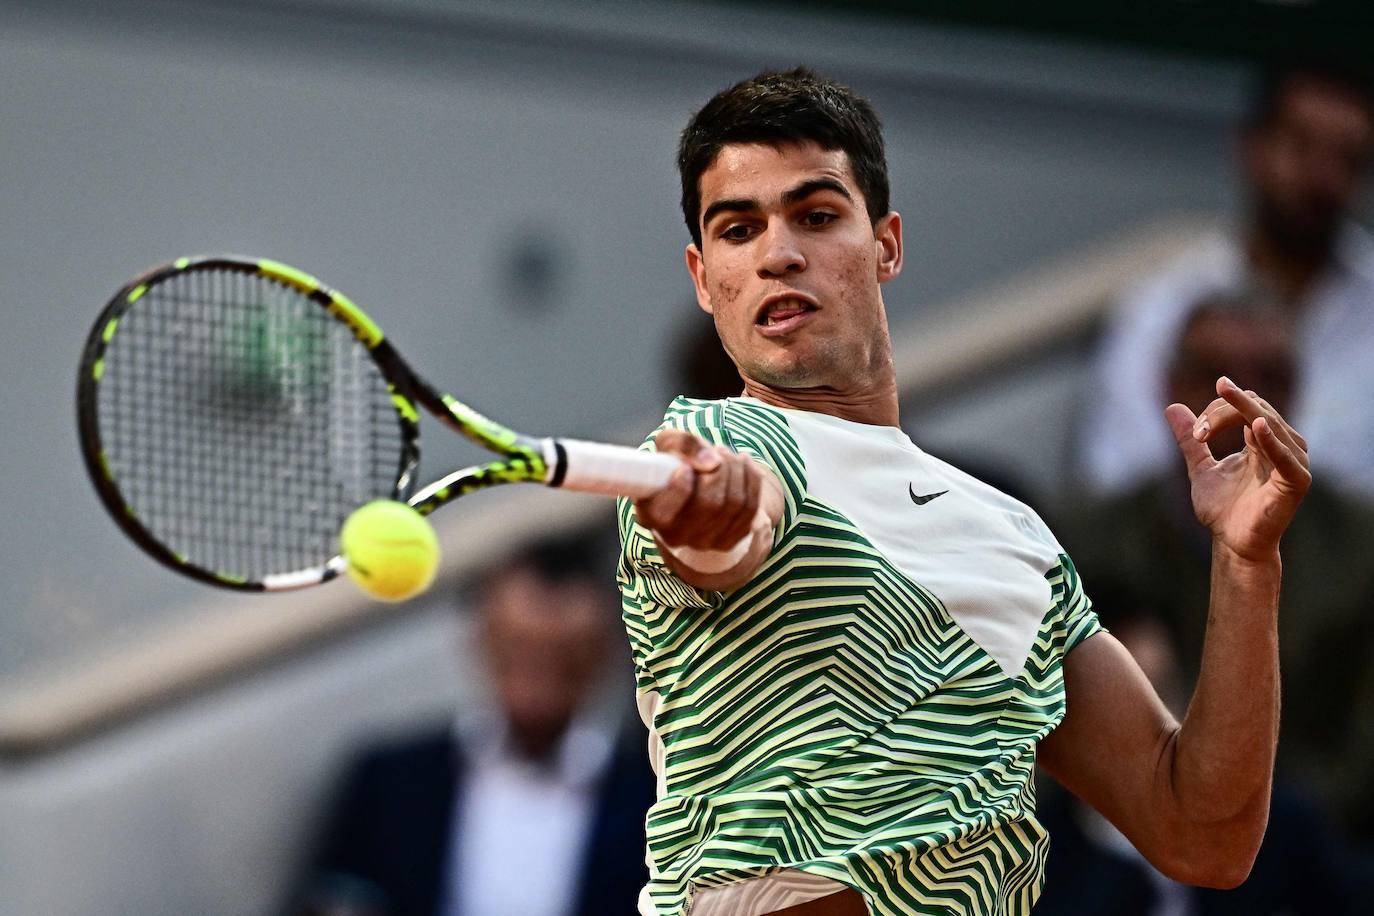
[{"xmin": 618, "ymin": 398, "xmax": 1100, "ymax": 916}]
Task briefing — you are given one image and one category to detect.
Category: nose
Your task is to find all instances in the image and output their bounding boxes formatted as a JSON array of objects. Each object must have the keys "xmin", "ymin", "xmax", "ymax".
[{"xmin": 756, "ymin": 225, "xmax": 806, "ymax": 277}]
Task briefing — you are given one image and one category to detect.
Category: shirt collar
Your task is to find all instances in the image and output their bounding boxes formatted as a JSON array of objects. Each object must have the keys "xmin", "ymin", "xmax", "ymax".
[{"xmin": 451, "ymin": 692, "xmax": 622, "ymax": 790}]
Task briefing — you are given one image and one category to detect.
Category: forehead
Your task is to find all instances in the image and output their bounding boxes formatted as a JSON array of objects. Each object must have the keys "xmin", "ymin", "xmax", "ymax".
[
  {"xmin": 1182, "ymin": 311, "xmax": 1290, "ymax": 360},
  {"xmin": 698, "ymin": 141, "xmax": 859, "ymax": 204},
  {"xmin": 483, "ymin": 569, "xmax": 602, "ymax": 634},
  {"xmin": 1273, "ymin": 78, "xmax": 1374, "ymax": 140}
]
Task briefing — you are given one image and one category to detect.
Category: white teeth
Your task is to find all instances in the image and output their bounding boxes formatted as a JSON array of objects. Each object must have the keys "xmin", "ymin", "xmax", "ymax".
[{"xmin": 761, "ymin": 299, "xmax": 811, "ymax": 323}]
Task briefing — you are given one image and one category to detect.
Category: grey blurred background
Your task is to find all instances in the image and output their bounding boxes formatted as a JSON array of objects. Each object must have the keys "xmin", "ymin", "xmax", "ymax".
[
  {"xmin": 0, "ymin": 0, "xmax": 1244, "ymax": 687},
  {"xmin": 0, "ymin": 1, "xmax": 1363, "ymax": 914}
]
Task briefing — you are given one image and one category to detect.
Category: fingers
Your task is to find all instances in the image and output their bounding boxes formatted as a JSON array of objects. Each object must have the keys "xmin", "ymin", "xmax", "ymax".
[
  {"xmin": 632, "ymin": 432, "xmax": 767, "ymax": 551},
  {"xmin": 1253, "ymin": 416, "xmax": 1312, "ymax": 494},
  {"xmin": 712, "ymin": 449, "xmax": 755, "ymax": 548},
  {"xmin": 1192, "ymin": 377, "xmax": 1257, "ymax": 442},
  {"xmin": 1192, "ymin": 377, "xmax": 1309, "ymax": 470},
  {"xmin": 1252, "ymin": 392, "xmax": 1308, "ymax": 454},
  {"xmin": 632, "ymin": 460, "xmax": 694, "ymax": 532},
  {"xmin": 687, "ymin": 447, "xmax": 753, "ymax": 549},
  {"xmin": 726, "ymin": 452, "xmax": 765, "ymax": 547}
]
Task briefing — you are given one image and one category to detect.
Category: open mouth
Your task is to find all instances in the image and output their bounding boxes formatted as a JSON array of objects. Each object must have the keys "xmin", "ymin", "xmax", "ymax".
[{"xmin": 755, "ymin": 295, "xmax": 819, "ymax": 330}]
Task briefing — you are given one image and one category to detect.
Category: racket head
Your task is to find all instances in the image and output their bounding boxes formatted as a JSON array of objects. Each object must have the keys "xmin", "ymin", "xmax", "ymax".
[{"xmin": 76, "ymin": 256, "xmax": 419, "ymax": 591}]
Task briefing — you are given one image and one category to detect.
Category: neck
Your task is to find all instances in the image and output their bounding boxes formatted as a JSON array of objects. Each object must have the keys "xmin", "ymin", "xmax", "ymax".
[
  {"xmin": 1246, "ymin": 220, "xmax": 1337, "ymax": 302},
  {"xmin": 508, "ymin": 719, "xmax": 569, "ymax": 764},
  {"xmin": 741, "ymin": 357, "xmax": 901, "ymax": 427}
]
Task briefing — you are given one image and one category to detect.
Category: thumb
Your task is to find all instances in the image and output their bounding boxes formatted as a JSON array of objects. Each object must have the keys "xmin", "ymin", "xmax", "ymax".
[
  {"xmin": 1165, "ymin": 403, "xmax": 1212, "ymax": 474},
  {"xmin": 653, "ymin": 429, "xmax": 721, "ymax": 471}
]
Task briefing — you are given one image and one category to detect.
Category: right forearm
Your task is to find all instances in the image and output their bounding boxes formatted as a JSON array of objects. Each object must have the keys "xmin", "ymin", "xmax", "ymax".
[{"xmin": 657, "ymin": 508, "xmax": 774, "ymax": 591}]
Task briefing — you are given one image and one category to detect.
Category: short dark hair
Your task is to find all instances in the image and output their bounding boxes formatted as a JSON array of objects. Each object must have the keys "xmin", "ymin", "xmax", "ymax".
[
  {"xmin": 1245, "ymin": 54, "xmax": 1374, "ymax": 132},
  {"xmin": 678, "ymin": 67, "xmax": 891, "ymax": 248}
]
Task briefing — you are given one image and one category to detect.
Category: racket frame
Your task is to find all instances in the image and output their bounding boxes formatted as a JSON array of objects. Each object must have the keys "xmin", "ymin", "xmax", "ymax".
[{"xmin": 77, "ymin": 255, "xmax": 556, "ymax": 592}]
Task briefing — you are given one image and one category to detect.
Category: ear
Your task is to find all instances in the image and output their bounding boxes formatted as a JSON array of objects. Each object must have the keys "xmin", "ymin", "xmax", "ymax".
[
  {"xmin": 874, "ymin": 211, "xmax": 903, "ymax": 283},
  {"xmin": 685, "ymin": 243, "xmax": 714, "ymax": 315}
]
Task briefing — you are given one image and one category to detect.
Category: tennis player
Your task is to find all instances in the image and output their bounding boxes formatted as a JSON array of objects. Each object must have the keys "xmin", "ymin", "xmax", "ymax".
[{"xmin": 617, "ymin": 69, "xmax": 1311, "ymax": 916}]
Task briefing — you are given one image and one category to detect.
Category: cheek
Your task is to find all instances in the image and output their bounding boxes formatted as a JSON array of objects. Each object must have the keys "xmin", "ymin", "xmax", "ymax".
[
  {"xmin": 834, "ymin": 248, "xmax": 879, "ymax": 306},
  {"xmin": 712, "ymin": 276, "xmax": 743, "ymax": 308},
  {"xmin": 839, "ymin": 256, "xmax": 867, "ymax": 290}
]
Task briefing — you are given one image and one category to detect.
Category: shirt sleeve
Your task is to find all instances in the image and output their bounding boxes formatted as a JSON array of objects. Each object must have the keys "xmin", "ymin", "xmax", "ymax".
[
  {"xmin": 615, "ymin": 399, "xmax": 809, "ymax": 685},
  {"xmin": 1055, "ymin": 552, "xmax": 1104, "ymax": 653},
  {"xmin": 718, "ymin": 398, "xmax": 806, "ymax": 538},
  {"xmin": 620, "ymin": 396, "xmax": 806, "ymax": 548}
]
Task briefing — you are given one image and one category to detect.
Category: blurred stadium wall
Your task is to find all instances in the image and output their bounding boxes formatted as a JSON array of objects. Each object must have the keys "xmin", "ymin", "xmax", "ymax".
[{"xmin": 3, "ymin": 1, "xmax": 1339, "ymax": 913}]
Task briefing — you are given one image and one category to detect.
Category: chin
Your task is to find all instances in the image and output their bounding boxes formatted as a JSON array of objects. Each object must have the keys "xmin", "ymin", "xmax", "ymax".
[{"xmin": 746, "ymin": 362, "xmax": 821, "ymax": 390}]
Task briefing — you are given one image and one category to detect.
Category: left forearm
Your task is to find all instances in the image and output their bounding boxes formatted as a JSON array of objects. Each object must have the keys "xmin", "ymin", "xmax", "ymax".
[{"xmin": 1166, "ymin": 542, "xmax": 1280, "ymax": 827}]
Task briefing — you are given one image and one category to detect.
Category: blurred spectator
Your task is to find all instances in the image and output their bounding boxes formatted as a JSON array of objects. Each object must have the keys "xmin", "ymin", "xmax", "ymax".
[
  {"xmin": 1035, "ymin": 586, "xmax": 1358, "ymax": 915},
  {"xmin": 1061, "ymin": 293, "xmax": 1374, "ymax": 843},
  {"xmin": 1081, "ymin": 56, "xmax": 1374, "ymax": 498},
  {"xmin": 294, "ymin": 528, "xmax": 654, "ymax": 916}
]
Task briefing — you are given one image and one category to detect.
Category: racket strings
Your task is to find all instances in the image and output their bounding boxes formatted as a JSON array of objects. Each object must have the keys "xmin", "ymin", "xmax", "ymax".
[{"xmin": 97, "ymin": 268, "xmax": 405, "ymax": 582}]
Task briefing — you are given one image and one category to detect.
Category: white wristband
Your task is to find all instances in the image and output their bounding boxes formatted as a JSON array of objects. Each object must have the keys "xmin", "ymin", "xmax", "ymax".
[{"xmin": 660, "ymin": 509, "xmax": 768, "ymax": 574}]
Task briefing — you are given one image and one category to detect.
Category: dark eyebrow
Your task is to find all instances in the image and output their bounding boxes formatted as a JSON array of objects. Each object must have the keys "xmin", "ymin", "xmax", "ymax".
[
  {"xmin": 700, "ymin": 178, "xmax": 855, "ymax": 231},
  {"xmin": 782, "ymin": 178, "xmax": 853, "ymax": 207},
  {"xmin": 701, "ymin": 197, "xmax": 757, "ymax": 229}
]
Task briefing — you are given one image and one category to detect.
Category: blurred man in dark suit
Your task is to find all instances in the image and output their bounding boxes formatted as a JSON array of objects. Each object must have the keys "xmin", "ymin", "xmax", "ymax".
[{"xmin": 297, "ymin": 530, "xmax": 655, "ymax": 916}]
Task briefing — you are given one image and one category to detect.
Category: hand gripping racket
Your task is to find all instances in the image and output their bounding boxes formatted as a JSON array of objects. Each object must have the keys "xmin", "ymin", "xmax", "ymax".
[{"xmin": 76, "ymin": 255, "xmax": 678, "ymax": 592}]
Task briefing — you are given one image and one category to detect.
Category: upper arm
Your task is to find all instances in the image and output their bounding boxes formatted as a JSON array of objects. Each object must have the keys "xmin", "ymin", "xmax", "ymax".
[
  {"xmin": 1038, "ymin": 632, "xmax": 1248, "ymax": 883},
  {"xmin": 1038, "ymin": 631, "xmax": 1179, "ymax": 833}
]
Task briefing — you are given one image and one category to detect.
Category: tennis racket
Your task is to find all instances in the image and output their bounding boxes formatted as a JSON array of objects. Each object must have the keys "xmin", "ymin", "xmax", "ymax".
[{"xmin": 76, "ymin": 255, "xmax": 678, "ymax": 592}]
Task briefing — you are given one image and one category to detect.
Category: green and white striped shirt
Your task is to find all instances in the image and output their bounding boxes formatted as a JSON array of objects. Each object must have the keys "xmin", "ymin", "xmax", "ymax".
[{"xmin": 617, "ymin": 397, "xmax": 1101, "ymax": 916}]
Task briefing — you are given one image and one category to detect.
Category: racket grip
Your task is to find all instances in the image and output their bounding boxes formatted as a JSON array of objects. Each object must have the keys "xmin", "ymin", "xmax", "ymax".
[{"xmin": 546, "ymin": 438, "xmax": 681, "ymax": 498}]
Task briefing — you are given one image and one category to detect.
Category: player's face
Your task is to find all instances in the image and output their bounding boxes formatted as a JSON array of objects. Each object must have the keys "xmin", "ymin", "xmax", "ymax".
[
  {"xmin": 686, "ymin": 142, "xmax": 902, "ymax": 392},
  {"xmin": 1245, "ymin": 78, "xmax": 1374, "ymax": 253}
]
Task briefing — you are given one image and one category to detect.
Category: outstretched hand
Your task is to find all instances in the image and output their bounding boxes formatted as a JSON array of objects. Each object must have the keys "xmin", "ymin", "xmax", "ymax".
[
  {"xmin": 633, "ymin": 429, "xmax": 768, "ymax": 553},
  {"xmin": 632, "ymin": 429, "xmax": 783, "ymax": 589},
  {"xmin": 1165, "ymin": 376, "xmax": 1311, "ymax": 562}
]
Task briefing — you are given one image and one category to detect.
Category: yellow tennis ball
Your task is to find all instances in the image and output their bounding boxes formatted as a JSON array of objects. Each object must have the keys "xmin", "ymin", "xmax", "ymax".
[{"xmin": 340, "ymin": 500, "xmax": 440, "ymax": 602}]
